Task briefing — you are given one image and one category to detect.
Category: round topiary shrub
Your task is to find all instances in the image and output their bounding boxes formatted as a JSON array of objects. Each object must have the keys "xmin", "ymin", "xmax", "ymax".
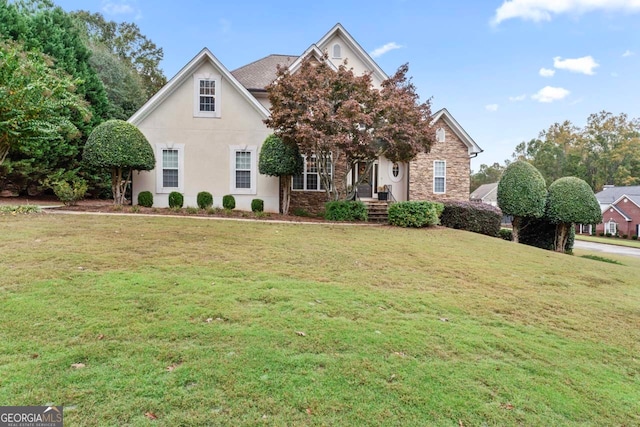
[
  {"xmin": 223, "ymin": 194, "xmax": 235, "ymax": 210},
  {"xmin": 168, "ymin": 191, "xmax": 184, "ymax": 208},
  {"xmin": 197, "ymin": 191, "xmax": 213, "ymax": 209},
  {"xmin": 138, "ymin": 191, "xmax": 153, "ymax": 207},
  {"xmin": 251, "ymin": 199, "xmax": 264, "ymax": 213}
]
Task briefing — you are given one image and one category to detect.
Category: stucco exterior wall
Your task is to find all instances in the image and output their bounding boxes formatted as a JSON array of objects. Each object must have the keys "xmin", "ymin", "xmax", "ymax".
[
  {"xmin": 132, "ymin": 60, "xmax": 277, "ymax": 212},
  {"xmin": 408, "ymin": 118, "xmax": 471, "ymax": 202}
]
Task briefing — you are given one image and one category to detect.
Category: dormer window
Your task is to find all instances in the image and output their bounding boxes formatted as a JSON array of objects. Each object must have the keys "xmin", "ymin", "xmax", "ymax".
[
  {"xmin": 436, "ymin": 127, "xmax": 445, "ymax": 143},
  {"xmin": 194, "ymin": 74, "xmax": 221, "ymax": 118},
  {"xmin": 332, "ymin": 43, "xmax": 342, "ymax": 59}
]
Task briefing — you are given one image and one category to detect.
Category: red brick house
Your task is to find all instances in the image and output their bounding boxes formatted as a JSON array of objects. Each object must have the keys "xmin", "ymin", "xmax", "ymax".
[{"xmin": 584, "ymin": 185, "xmax": 640, "ymax": 237}]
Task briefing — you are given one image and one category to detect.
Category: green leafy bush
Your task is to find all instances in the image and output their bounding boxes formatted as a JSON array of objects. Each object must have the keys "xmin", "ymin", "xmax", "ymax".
[
  {"xmin": 440, "ymin": 201, "xmax": 502, "ymax": 237},
  {"xmin": 223, "ymin": 195, "xmax": 235, "ymax": 210},
  {"xmin": 324, "ymin": 200, "xmax": 368, "ymax": 221},
  {"xmin": 498, "ymin": 228, "xmax": 513, "ymax": 241},
  {"xmin": 388, "ymin": 201, "xmax": 440, "ymax": 228},
  {"xmin": 519, "ymin": 217, "xmax": 575, "ymax": 253},
  {"xmin": 137, "ymin": 191, "xmax": 153, "ymax": 207},
  {"xmin": 168, "ymin": 191, "xmax": 183, "ymax": 208},
  {"xmin": 293, "ymin": 208, "xmax": 311, "ymax": 217},
  {"xmin": 632, "ymin": 235, "xmax": 638, "ymax": 240},
  {"xmin": 52, "ymin": 179, "xmax": 88, "ymax": 206},
  {"xmin": 197, "ymin": 191, "xmax": 213, "ymax": 209},
  {"xmin": 251, "ymin": 199, "xmax": 264, "ymax": 213}
]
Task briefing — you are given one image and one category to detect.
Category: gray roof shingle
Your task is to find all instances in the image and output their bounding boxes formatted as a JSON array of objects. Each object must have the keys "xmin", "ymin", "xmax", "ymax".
[
  {"xmin": 231, "ymin": 54, "xmax": 298, "ymax": 91},
  {"xmin": 595, "ymin": 185, "xmax": 640, "ymax": 205},
  {"xmin": 470, "ymin": 182, "xmax": 498, "ymax": 201}
]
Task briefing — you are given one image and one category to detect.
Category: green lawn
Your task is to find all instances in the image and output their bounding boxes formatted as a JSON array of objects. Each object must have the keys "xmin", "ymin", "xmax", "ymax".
[
  {"xmin": 1, "ymin": 213, "xmax": 639, "ymax": 426},
  {"xmin": 575, "ymin": 233, "xmax": 640, "ymax": 249}
]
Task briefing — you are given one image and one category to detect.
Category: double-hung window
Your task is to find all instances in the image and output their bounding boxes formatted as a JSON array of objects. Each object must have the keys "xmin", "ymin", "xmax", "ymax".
[
  {"xmin": 156, "ymin": 143, "xmax": 184, "ymax": 193},
  {"xmin": 230, "ymin": 146, "xmax": 256, "ymax": 194},
  {"xmin": 194, "ymin": 74, "xmax": 221, "ymax": 118},
  {"xmin": 433, "ymin": 160, "xmax": 446, "ymax": 194},
  {"xmin": 293, "ymin": 153, "xmax": 332, "ymax": 191}
]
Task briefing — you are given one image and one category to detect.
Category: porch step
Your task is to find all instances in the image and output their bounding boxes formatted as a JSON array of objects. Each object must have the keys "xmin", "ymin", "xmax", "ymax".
[{"xmin": 365, "ymin": 201, "xmax": 390, "ymax": 223}]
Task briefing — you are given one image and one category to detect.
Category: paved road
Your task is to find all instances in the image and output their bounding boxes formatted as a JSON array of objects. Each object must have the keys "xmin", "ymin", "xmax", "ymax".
[{"xmin": 574, "ymin": 240, "xmax": 640, "ymax": 258}]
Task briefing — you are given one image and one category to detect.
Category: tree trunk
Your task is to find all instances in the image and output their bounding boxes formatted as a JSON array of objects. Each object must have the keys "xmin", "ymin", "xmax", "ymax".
[
  {"xmin": 281, "ymin": 175, "xmax": 292, "ymax": 215},
  {"xmin": 511, "ymin": 216, "xmax": 521, "ymax": 243},
  {"xmin": 111, "ymin": 168, "xmax": 120, "ymax": 205},
  {"xmin": 555, "ymin": 223, "xmax": 569, "ymax": 252}
]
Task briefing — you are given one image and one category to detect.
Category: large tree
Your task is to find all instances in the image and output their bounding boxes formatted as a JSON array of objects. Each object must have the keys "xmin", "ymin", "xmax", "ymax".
[
  {"xmin": 265, "ymin": 56, "xmax": 433, "ymax": 201},
  {"xmin": 71, "ymin": 10, "xmax": 167, "ymax": 98},
  {"xmin": 0, "ymin": 40, "xmax": 90, "ymax": 167},
  {"xmin": 83, "ymin": 120, "xmax": 154, "ymax": 205},
  {"xmin": 497, "ymin": 161, "xmax": 547, "ymax": 243},
  {"xmin": 470, "ymin": 162, "xmax": 506, "ymax": 192}
]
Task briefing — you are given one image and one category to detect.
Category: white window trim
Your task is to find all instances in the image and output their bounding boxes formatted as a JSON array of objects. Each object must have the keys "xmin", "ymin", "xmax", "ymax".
[
  {"xmin": 606, "ymin": 220, "xmax": 617, "ymax": 235},
  {"xmin": 332, "ymin": 43, "xmax": 342, "ymax": 59},
  {"xmin": 193, "ymin": 73, "xmax": 221, "ymax": 118},
  {"xmin": 156, "ymin": 143, "xmax": 185, "ymax": 194},
  {"xmin": 388, "ymin": 161, "xmax": 404, "ymax": 183},
  {"xmin": 292, "ymin": 154, "xmax": 333, "ymax": 192},
  {"xmin": 433, "ymin": 160, "xmax": 446, "ymax": 194},
  {"xmin": 436, "ymin": 127, "xmax": 446, "ymax": 143},
  {"xmin": 229, "ymin": 145, "xmax": 257, "ymax": 195}
]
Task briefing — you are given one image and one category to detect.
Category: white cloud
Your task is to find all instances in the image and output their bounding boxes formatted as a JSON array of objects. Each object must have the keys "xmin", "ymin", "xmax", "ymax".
[
  {"xmin": 539, "ymin": 67, "xmax": 555, "ymax": 77},
  {"xmin": 485, "ymin": 104, "xmax": 499, "ymax": 112},
  {"xmin": 509, "ymin": 94, "xmax": 527, "ymax": 102},
  {"xmin": 492, "ymin": 0, "xmax": 640, "ymax": 25},
  {"xmin": 553, "ymin": 56, "xmax": 599, "ymax": 75},
  {"xmin": 102, "ymin": 2, "xmax": 135, "ymax": 15},
  {"xmin": 370, "ymin": 42, "xmax": 403, "ymax": 58},
  {"xmin": 532, "ymin": 86, "xmax": 570, "ymax": 103},
  {"xmin": 622, "ymin": 49, "xmax": 635, "ymax": 57}
]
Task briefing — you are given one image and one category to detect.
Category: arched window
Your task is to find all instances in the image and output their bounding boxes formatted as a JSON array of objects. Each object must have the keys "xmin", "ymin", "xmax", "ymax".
[
  {"xmin": 436, "ymin": 127, "xmax": 445, "ymax": 143},
  {"xmin": 332, "ymin": 44, "xmax": 341, "ymax": 58}
]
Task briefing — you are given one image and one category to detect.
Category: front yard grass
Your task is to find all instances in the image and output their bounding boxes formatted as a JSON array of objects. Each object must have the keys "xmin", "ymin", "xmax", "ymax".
[
  {"xmin": 1, "ymin": 214, "xmax": 639, "ymax": 426},
  {"xmin": 575, "ymin": 233, "xmax": 640, "ymax": 249}
]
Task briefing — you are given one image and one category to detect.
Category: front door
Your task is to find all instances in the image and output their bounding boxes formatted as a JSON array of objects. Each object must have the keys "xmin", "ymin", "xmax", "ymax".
[{"xmin": 356, "ymin": 162, "xmax": 372, "ymax": 198}]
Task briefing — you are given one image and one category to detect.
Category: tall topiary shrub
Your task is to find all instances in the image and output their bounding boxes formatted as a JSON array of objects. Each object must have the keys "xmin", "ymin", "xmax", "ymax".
[
  {"xmin": 197, "ymin": 191, "xmax": 213, "ymax": 209},
  {"xmin": 258, "ymin": 134, "xmax": 303, "ymax": 214},
  {"xmin": 519, "ymin": 217, "xmax": 575, "ymax": 253},
  {"xmin": 546, "ymin": 177, "xmax": 602, "ymax": 252},
  {"xmin": 83, "ymin": 120, "xmax": 155, "ymax": 205},
  {"xmin": 497, "ymin": 161, "xmax": 547, "ymax": 243}
]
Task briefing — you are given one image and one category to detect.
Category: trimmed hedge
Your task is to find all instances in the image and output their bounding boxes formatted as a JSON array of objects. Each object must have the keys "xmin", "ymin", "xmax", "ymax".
[
  {"xmin": 137, "ymin": 191, "xmax": 153, "ymax": 207},
  {"xmin": 498, "ymin": 228, "xmax": 513, "ymax": 241},
  {"xmin": 223, "ymin": 195, "xmax": 235, "ymax": 210},
  {"xmin": 324, "ymin": 200, "xmax": 368, "ymax": 221},
  {"xmin": 251, "ymin": 199, "xmax": 264, "ymax": 213},
  {"xmin": 519, "ymin": 216, "xmax": 575, "ymax": 253},
  {"xmin": 388, "ymin": 201, "xmax": 442, "ymax": 228},
  {"xmin": 168, "ymin": 191, "xmax": 183, "ymax": 208},
  {"xmin": 197, "ymin": 191, "xmax": 213, "ymax": 209},
  {"xmin": 440, "ymin": 201, "xmax": 502, "ymax": 237}
]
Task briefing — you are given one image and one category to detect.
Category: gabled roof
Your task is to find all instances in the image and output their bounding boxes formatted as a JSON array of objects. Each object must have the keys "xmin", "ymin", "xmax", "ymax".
[
  {"xmin": 288, "ymin": 44, "xmax": 338, "ymax": 75},
  {"xmin": 603, "ymin": 203, "xmax": 632, "ymax": 221},
  {"xmin": 315, "ymin": 23, "xmax": 389, "ymax": 83},
  {"xmin": 595, "ymin": 185, "xmax": 640, "ymax": 205},
  {"xmin": 129, "ymin": 48, "xmax": 270, "ymax": 125},
  {"xmin": 431, "ymin": 108, "xmax": 483, "ymax": 156},
  {"xmin": 470, "ymin": 182, "xmax": 498, "ymax": 201},
  {"xmin": 231, "ymin": 54, "xmax": 297, "ymax": 92}
]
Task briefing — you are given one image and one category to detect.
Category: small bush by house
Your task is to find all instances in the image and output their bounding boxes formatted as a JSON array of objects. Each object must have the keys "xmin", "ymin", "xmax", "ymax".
[
  {"xmin": 440, "ymin": 201, "xmax": 502, "ymax": 237},
  {"xmin": 168, "ymin": 192, "xmax": 184, "ymax": 209},
  {"xmin": 251, "ymin": 199, "xmax": 264, "ymax": 213},
  {"xmin": 324, "ymin": 200, "xmax": 368, "ymax": 221},
  {"xmin": 197, "ymin": 191, "xmax": 213, "ymax": 209},
  {"xmin": 138, "ymin": 191, "xmax": 153, "ymax": 207},
  {"xmin": 223, "ymin": 195, "xmax": 236, "ymax": 210},
  {"xmin": 388, "ymin": 201, "xmax": 441, "ymax": 228},
  {"xmin": 52, "ymin": 179, "xmax": 87, "ymax": 206}
]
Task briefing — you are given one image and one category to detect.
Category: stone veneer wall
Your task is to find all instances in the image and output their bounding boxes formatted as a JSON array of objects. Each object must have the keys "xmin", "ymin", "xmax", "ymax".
[
  {"xmin": 289, "ymin": 152, "xmax": 349, "ymax": 215},
  {"xmin": 409, "ymin": 118, "xmax": 471, "ymax": 202}
]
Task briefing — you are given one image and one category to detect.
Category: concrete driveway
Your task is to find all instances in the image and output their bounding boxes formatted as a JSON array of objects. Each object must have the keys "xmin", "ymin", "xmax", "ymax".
[{"xmin": 574, "ymin": 240, "xmax": 640, "ymax": 258}]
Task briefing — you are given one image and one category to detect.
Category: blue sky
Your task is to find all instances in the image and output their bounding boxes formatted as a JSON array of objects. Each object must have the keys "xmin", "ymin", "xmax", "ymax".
[{"xmin": 55, "ymin": 0, "xmax": 640, "ymax": 171}]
